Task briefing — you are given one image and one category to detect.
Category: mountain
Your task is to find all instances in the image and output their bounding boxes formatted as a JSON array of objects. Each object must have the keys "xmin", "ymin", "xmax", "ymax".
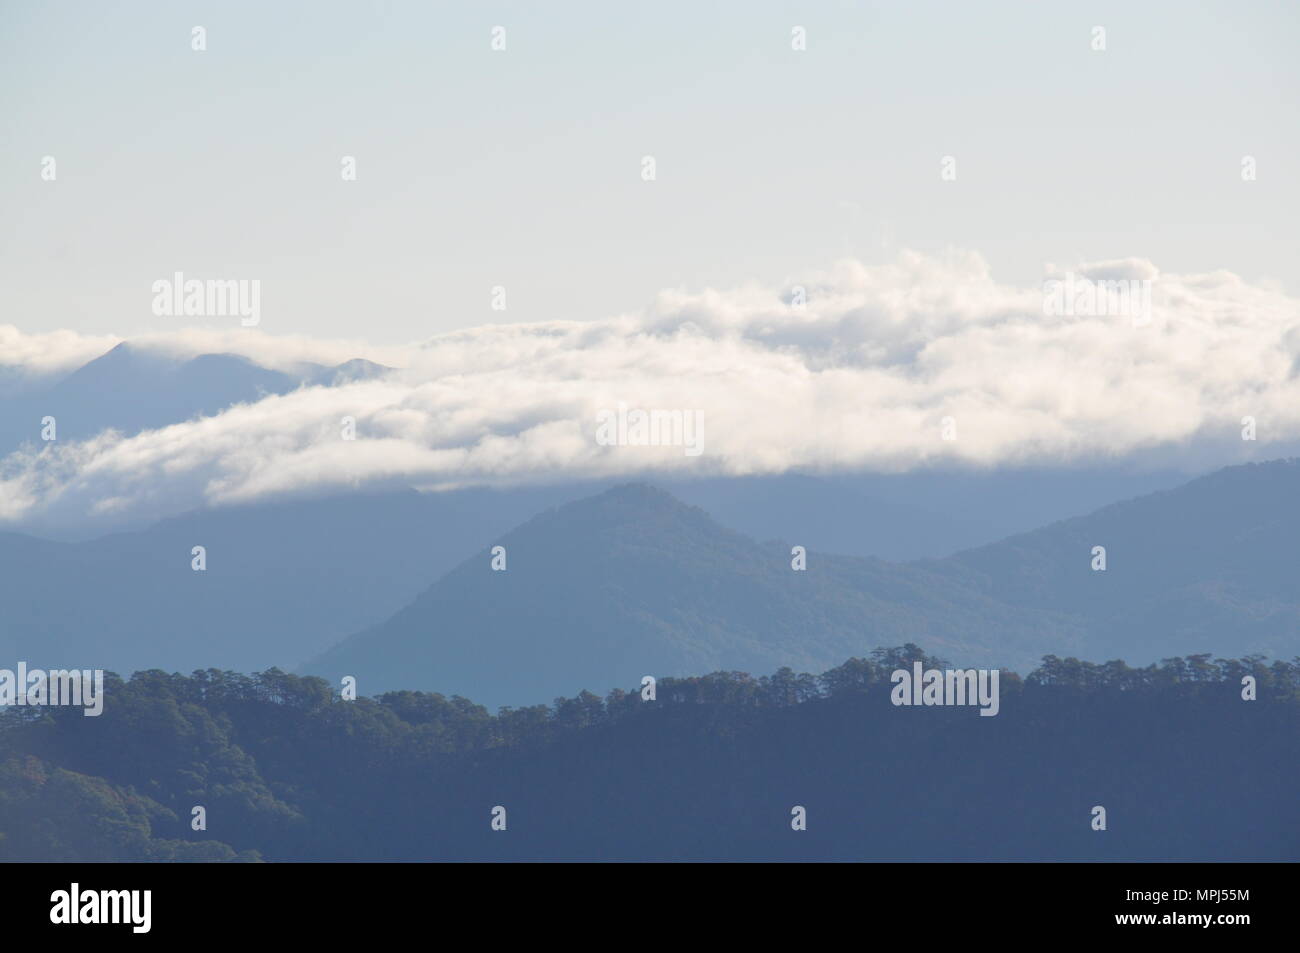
[
  {"xmin": 0, "ymin": 343, "xmax": 296, "ymax": 453},
  {"xmin": 6, "ymin": 455, "xmax": 1297, "ymax": 700},
  {"xmin": 306, "ymin": 461, "xmax": 1300, "ymax": 708},
  {"xmin": 303, "ymin": 358, "xmax": 391, "ymax": 386},
  {"xmin": 304, "ymin": 484, "xmax": 1086, "ymax": 707},
  {"xmin": 932, "ymin": 458, "xmax": 1300, "ymax": 664},
  {"xmin": 0, "ymin": 343, "xmax": 393, "ymax": 457},
  {"xmin": 662, "ymin": 472, "xmax": 1001, "ymax": 560},
  {"xmin": 0, "ymin": 483, "xmax": 585, "ymax": 676},
  {"xmin": 662, "ymin": 466, "xmax": 1191, "ymax": 560}
]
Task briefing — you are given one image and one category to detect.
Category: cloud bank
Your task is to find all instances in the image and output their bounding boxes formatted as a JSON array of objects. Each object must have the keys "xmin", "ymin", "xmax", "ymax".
[{"xmin": 3, "ymin": 249, "xmax": 1299, "ymax": 528}]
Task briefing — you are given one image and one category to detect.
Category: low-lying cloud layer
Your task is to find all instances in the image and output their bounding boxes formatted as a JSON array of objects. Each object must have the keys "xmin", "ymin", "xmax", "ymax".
[{"xmin": 3, "ymin": 250, "xmax": 1298, "ymax": 528}]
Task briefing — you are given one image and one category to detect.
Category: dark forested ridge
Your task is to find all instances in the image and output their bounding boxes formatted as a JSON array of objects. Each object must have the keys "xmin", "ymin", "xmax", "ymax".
[{"xmin": 3, "ymin": 648, "xmax": 1296, "ymax": 862}]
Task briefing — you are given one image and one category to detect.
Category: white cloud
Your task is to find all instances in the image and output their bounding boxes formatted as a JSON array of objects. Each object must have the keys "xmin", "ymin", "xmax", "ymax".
[
  {"xmin": 0, "ymin": 324, "xmax": 408, "ymax": 385},
  {"xmin": 3, "ymin": 249, "xmax": 1299, "ymax": 528},
  {"xmin": 0, "ymin": 326, "xmax": 122, "ymax": 387}
]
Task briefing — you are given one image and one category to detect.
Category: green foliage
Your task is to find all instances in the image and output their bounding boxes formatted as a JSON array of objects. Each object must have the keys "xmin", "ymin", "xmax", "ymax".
[
  {"xmin": 0, "ymin": 756, "xmax": 259, "ymax": 862},
  {"xmin": 2, "ymin": 650, "xmax": 1296, "ymax": 861}
]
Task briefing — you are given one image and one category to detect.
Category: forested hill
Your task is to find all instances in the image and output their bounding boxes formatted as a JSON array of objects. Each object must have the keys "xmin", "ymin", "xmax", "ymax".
[{"xmin": 3, "ymin": 648, "xmax": 1296, "ymax": 862}]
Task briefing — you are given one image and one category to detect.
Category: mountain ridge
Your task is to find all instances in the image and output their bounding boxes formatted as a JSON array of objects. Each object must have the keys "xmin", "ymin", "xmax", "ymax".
[{"xmin": 303, "ymin": 460, "xmax": 1300, "ymax": 707}]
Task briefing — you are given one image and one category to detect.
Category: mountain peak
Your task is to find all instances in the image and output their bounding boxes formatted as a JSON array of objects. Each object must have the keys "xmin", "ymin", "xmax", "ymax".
[
  {"xmin": 598, "ymin": 482, "xmax": 681, "ymax": 504},
  {"xmin": 534, "ymin": 482, "xmax": 714, "ymax": 535},
  {"xmin": 330, "ymin": 358, "xmax": 390, "ymax": 381}
]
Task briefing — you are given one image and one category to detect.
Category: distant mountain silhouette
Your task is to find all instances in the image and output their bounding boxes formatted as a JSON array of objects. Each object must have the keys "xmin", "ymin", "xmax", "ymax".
[
  {"xmin": 303, "ymin": 484, "xmax": 1084, "ymax": 707},
  {"xmin": 306, "ymin": 461, "xmax": 1300, "ymax": 707},
  {"xmin": 0, "ymin": 343, "xmax": 392, "ymax": 456},
  {"xmin": 662, "ymin": 466, "xmax": 1191, "ymax": 560},
  {"xmin": 932, "ymin": 458, "xmax": 1300, "ymax": 664},
  {"xmin": 0, "ymin": 484, "xmax": 583, "ymax": 675},
  {"xmin": 663, "ymin": 472, "xmax": 1000, "ymax": 560},
  {"xmin": 304, "ymin": 357, "xmax": 391, "ymax": 386},
  {"xmin": 6, "ymin": 455, "xmax": 1298, "ymax": 703}
]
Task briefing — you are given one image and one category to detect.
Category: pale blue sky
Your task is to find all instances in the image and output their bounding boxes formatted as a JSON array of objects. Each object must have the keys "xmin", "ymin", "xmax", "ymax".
[{"xmin": 3, "ymin": 0, "xmax": 1297, "ymax": 342}]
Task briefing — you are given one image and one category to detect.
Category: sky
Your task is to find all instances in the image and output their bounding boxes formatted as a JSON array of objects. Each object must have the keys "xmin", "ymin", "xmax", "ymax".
[
  {"xmin": 2, "ymin": 0, "xmax": 1298, "ymax": 343},
  {"xmin": 2, "ymin": 1, "xmax": 1299, "ymax": 529}
]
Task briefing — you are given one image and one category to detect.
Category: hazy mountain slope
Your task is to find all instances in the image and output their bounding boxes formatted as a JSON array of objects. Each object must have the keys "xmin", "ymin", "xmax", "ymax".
[
  {"xmin": 663, "ymin": 473, "xmax": 1001, "ymax": 560},
  {"xmin": 304, "ymin": 484, "xmax": 1085, "ymax": 707},
  {"xmin": 0, "ymin": 343, "xmax": 296, "ymax": 452},
  {"xmin": 308, "ymin": 462, "xmax": 1300, "ymax": 707},
  {"xmin": 0, "ymin": 485, "xmax": 585, "ymax": 675},
  {"xmin": 933, "ymin": 458, "xmax": 1300, "ymax": 663},
  {"xmin": 662, "ymin": 466, "xmax": 1192, "ymax": 560},
  {"xmin": 6, "ymin": 456, "xmax": 1295, "ymax": 700},
  {"xmin": 0, "ymin": 343, "xmax": 393, "ymax": 456}
]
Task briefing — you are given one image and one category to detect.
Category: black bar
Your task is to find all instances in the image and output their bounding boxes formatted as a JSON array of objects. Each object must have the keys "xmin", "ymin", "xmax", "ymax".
[{"xmin": 9, "ymin": 862, "xmax": 1286, "ymax": 939}]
